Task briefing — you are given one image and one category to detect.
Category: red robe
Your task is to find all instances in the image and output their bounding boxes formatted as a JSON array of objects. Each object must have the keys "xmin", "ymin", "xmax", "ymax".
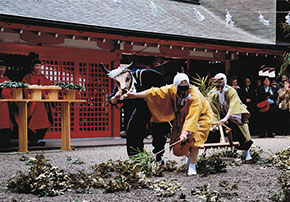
[
  {"xmin": 0, "ymin": 76, "xmax": 11, "ymax": 129},
  {"xmin": 22, "ymin": 72, "xmax": 52, "ymax": 130}
]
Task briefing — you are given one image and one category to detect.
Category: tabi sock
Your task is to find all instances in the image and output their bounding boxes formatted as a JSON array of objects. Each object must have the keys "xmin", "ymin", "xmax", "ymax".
[
  {"xmin": 188, "ymin": 163, "xmax": 197, "ymax": 176},
  {"xmin": 245, "ymin": 150, "xmax": 252, "ymax": 161}
]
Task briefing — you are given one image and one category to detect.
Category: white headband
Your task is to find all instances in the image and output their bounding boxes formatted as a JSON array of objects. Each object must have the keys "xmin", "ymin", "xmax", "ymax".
[
  {"xmin": 107, "ymin": 67, "xmax": 128, "ymax": 79},
  {"xmin": 214, "ymin": 73, "xmax": 227, "ymax": 91},
  {"xmin": 173, "ymin": 73, "xmax": 189, "ymax": 90}
]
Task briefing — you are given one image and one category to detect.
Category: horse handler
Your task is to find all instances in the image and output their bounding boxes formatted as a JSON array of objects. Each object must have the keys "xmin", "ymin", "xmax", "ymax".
[
  {"xmin": 127, "ymin": 73, "xmax": 213, "ymax": 176},
  {"xmin": 107, "ymin": 64, "xmax": 170, "ymax": 163}
]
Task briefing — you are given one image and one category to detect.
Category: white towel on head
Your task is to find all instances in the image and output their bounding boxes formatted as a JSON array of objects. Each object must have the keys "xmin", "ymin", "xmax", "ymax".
[
  {"xmin": 174, "ymin": 73, "xmax": 191, "ymax": 105},
  {"xmin": 173, "ymin": 72, "xmax": 189, "ymax": 90},
  {"xmin": 214, "ymin": 73, "xmax": 228, "ymax": 92}
]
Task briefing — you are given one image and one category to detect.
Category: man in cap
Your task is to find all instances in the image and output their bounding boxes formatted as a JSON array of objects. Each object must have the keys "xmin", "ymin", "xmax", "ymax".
[
  {"xmin": 127, "ymin": 73, "xmax": 213, "ymax": 176},
  {"xmin": 208, "ymin": 73, "xmax": 253, "ymax": 160}
]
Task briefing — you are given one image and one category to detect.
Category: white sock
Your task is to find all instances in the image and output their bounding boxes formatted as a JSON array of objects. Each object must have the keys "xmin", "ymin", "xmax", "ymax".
[
  {"xmin": 188, "ymin": 163, "xmax": 197, "ymax": 176},
  {"xmin": 245, "ymin": 150, "xmax": 252, "ymax": 160}
]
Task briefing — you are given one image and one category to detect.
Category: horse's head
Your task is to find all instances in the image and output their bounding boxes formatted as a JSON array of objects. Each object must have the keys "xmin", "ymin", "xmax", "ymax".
[{"xmin": 102, "ymin": 63, "xmax": 136, "ymax": 100}]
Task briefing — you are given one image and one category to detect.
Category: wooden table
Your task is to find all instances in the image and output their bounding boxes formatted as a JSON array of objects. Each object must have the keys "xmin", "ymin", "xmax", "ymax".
[{"xmin": 0, "ymin": 99, "xmax": 85, "ymax": 152}]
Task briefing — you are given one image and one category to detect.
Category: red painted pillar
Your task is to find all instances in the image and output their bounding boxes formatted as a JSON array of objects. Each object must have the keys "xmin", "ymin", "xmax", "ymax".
[{"xmin": 111, "ymin": 57, "xmax": 121, "ymax": 137}]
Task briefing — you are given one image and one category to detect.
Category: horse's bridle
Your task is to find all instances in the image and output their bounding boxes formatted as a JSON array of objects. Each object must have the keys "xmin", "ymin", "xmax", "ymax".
[{"xmin": 119, "ymin": 69, "xmax": 135, "ymax": 100}]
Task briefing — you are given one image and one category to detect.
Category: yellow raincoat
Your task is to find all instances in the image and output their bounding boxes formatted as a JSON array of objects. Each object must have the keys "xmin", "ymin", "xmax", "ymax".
[{"xmin": 146, "ymin": 84, "xmax": 213, "ymax": 147}]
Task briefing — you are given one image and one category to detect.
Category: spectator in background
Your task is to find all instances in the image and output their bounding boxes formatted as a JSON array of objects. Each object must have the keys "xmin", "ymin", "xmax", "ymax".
[
  {"xmin": 279, "ymin": 74, "xmax": 288, "ymax": 89},
  {"xmin": 276, "ymin": 79, "xmax": 290, "ymax": 135},
  {"xmin": 256, "ymin": 77, "xmax": 278, "ymax": 138},
  {"xmin": 253, "ymin": 77, "xmax": 263, "ymax": 135},
  {"xmin": 204, "ymin": 71, "xmax": 215, "ymax": 87},
  {"xmin": 271, "ymin": 80, "xmax": 280, "ymax": 135},
  {"xmin": 0, "ymin": 60, "xmax": 12, "ymax": 147},
  {"xmin": 238, "ymin": 76, "xmax": 256, "ymax": 135},
  {"xmin": 271, "ymin": 80, "xmax": 279, "ymax": 91},
  {"xmin": 230, "ymin": 76, "xmax": 240, "ymax": 93},
  {"xmin": 22, "ymin": 58, "xmax": 54, "ymax": 146},
  {"xmin": 255, "ymin": 77, "xmax": 262, "ymax": 95},
  {"xmin": 209, "ymin": 76, "xmax": 215, "ymax": 86}
]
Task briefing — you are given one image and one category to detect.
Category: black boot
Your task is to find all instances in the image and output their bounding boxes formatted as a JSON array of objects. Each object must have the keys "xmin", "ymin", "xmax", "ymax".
[
  {"xmin": 238, "ymin": 140, "xmax": 253, "ymax": 150},
  {"xmin": 29, "ymin": 140, "xmax": 46, "ymax": 146}
]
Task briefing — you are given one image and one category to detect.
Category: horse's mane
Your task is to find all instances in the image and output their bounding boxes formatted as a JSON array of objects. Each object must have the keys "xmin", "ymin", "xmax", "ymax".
[{"xmin": 153, "ymin": 60, "xmax": 186, "ymax": 76}]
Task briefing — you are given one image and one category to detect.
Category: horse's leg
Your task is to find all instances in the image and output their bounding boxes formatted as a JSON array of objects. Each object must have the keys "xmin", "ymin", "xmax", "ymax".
[
  {"xmin": 126, "ymin": 100, "xmax": 150, "ymax": 156},
  {"xmin": 151, "ymin": 122, "xmax": 170, "ymax": 161}
]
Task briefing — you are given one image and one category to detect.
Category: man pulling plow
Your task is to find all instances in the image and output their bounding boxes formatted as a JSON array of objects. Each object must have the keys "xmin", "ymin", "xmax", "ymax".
[{"xmin": 128, "ymin": 73, "xmax": 213, "ymax": 176}]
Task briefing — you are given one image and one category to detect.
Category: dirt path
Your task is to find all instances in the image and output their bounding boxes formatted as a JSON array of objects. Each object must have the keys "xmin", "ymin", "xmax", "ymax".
[{"xmin": 0, "ymin": 136, "xmax": 289, "ymax": 202}]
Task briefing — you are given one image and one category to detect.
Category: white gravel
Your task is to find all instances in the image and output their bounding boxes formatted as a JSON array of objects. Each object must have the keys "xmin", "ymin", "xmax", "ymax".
[{"xmin": 0, "ymin": 136, "xmax": 289, "ymax": 202}]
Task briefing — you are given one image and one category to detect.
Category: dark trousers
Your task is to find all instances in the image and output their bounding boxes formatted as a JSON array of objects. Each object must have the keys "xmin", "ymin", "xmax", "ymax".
[
  {"xmin": 126, "ymin": 100, "xmax": 151, "ymax": 156},
  {"xmin": 279, "ymin": 110, "xmax": 290, "ymax": 135},
  {"xmin": 228, "ymin": 121, "xmax": 253, "ymax": 150},
  {"xmin": 247, "ymin": 106, "xmax": 257, "ymax": 135},
  {"xmin": 151, "ymin": 122, "xmax": 170, "ymax": 161},
  {"xmin": 126, "ymin": 100, "xmax": 169, "ymax": 158},
  {"xmin": 0, "ymin": 128, "xmax": 12, "ymax": 146},
  {"xmin": 259, "ymin": 105, "xmax": 276, "ymax": 136},
  {"xmin": 28, "ymin": 128, "xmax": 47, "ymax": 143}
]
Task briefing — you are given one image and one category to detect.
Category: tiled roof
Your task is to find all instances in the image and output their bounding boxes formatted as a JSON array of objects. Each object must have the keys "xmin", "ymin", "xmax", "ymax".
[
  {"xmin": 0, "ymin": 0, "xmax": 276, "ymax": 45},
  {"xmin": 202, "ymin": 0, "xmax": 276, "ymax": 44}
]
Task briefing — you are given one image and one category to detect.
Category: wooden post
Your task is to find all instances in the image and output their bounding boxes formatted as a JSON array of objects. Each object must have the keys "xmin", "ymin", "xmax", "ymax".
[
  {"xmin": 18, "ymin": 101, "xmax": 28, "ymax": 152},
  {"xmin": 10, "ymin": 88, "xmax": 23, "ymax": 99},
  {"xmin": 63, "ymin": 89, "xmax": 76, "ymax": 100},
  {"xmin": 219, "ymin": 124, "xmax": 225, "ymax": 143},
  {"xmin": 225, "ymin": 59, "xmax": 230, "ymax": 76},
  {"xmin": 61, "ymin": 102, "xmax": 71, "ymax": 150},
  {"xmin": 27, "ymin": 89, "xmax": 42, "ymax": 100}
]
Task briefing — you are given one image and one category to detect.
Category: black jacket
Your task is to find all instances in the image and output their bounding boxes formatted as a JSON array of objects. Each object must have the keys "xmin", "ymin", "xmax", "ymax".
[{"xmin": 238, "ymin": 85, "xmax": 256, "ymax": 111}]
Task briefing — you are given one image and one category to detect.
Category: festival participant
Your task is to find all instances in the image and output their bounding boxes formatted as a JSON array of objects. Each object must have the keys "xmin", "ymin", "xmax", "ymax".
[
  {"xmin": 208, "ymin": 73, "xmax": 253, "ymax": 160},
  {"xmin": 22, "ymin": 58, "xmax": 53, "ymax": 146},
  {"xmin": 108, "ymin": 65, "xmax": 170, "ymax": 164},
  {"xmin": 127, "ymin": 73, "xmax": 213, "ymax": 176},
  {"xmin": 0, "ymin": 60, "xmax": 12, "ymax": 147}
]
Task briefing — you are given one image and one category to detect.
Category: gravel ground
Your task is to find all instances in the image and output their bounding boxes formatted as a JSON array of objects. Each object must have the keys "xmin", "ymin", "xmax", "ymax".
[{"xmin": 0, "ymin": 136, "xmax": 289, "ymax": 202}]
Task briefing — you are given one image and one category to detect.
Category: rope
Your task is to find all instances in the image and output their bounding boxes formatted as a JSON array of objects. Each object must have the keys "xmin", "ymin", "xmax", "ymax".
[
  {"xmin": 154, "ymin": 121, "xmax": 231, "ymax": 157},
  {"xmin": 154, "ymin": 138, "xmax": 184, "ymax": 156}
]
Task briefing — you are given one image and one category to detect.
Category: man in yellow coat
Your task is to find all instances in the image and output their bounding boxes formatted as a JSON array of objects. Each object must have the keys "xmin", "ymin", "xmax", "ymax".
[
  {"xmin": 208, "ymin": 73, "xmax": 253, "ymax": 160},
  {"xmin": 128, "ymin": 73, "xmax": 213, "ymax": 176}
]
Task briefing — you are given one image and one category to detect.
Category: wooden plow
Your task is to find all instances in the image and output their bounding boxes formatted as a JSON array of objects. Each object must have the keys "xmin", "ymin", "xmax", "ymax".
[
  {"xmin": 197, "ymin": 122, "xmax": 240, "ymax": 152},
  {"xmin": 155, "ymin": 122, "xmax": 240, "ymax": 158}
]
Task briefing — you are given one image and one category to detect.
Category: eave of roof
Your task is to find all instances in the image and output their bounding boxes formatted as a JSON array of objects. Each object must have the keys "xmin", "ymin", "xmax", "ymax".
[{"xmin": 1, "ymin": 14, "xmax": 288, "ymax": 52}]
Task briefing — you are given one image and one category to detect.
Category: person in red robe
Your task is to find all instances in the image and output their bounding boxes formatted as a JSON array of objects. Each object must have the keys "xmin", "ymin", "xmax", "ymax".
[
  {"xmin": 22, "ymin": 58, "xmax": 53, "ymax": 146},
  {"xmin": 0, "ymin": 60, "xmax": 12, "ymax": 147}
]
